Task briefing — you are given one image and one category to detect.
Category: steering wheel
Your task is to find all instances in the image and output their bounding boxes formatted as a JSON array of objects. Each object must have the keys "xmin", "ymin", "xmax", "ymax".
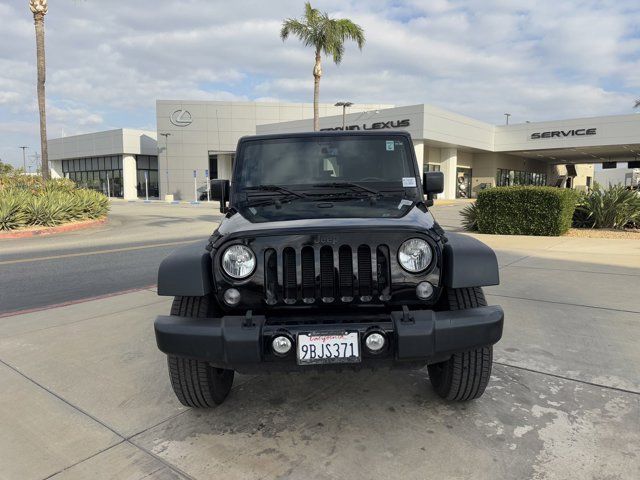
[{"xmin": 359, "ymin": 177, "xmax": 384, "ymax": 181}]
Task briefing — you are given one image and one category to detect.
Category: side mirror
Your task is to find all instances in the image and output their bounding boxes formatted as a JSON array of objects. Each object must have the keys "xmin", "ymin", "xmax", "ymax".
[
  {"xmin": 423, "ymin": 171, "xmax": 444, "ymax": 207},
  {"xmin": 210, "ymin": 179, "xmax": 230, "ymax": 213},
  {"xmin": 423, "ymin": 171, "xmax": 444, "ymax": 195}
]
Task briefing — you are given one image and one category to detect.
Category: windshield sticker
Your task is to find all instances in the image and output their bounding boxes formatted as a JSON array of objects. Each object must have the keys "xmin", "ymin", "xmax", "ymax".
[
  {"xmin": 402, "ymin": 177, "xmax": 417, "ymax": 188},
  {"xmin": 386, "ymin": 140, "xmax": 395, "ymax": 151},
  {"xmin": 397, "ymin": 199, "xmax": 413, "ymax": 209}
]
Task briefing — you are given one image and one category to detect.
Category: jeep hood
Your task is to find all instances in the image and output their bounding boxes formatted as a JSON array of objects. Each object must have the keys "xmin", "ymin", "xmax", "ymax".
[{"xmin": 216, "ymin": 205, "xmax": 437, "ymax": 240}]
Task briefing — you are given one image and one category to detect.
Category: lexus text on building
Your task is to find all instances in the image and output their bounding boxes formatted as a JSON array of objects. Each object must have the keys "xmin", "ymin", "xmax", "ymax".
[{"xmin": 321, "ymin": 119, "xmax": 411, "ymax": 131}]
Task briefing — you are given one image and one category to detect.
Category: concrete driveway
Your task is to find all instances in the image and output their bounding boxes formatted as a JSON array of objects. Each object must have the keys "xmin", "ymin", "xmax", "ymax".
[{"xmin": 1, "ymin": 221, "xmax": 639, "ymax": 478}]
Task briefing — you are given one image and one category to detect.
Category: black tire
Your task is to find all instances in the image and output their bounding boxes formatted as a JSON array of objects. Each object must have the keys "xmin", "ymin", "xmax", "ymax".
[
  {"xmin": 427, "ymin": 287, "xmax": 493, "ymax": 401},
  {"xmin": 166, "ymin": 296, "xmax": 234, "ymax": 408}
]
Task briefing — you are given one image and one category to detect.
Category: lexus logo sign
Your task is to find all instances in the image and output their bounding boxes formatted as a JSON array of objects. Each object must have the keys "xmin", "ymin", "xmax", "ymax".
[{"xmin": 170, "ymin": 109, "xmax": 192, "ymax": 127}]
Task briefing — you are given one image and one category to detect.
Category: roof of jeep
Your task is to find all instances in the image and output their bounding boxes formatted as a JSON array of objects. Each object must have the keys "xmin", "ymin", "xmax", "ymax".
[{"xmin": 238, "ymin": 130, "xmax": 412, "ymax": 143}]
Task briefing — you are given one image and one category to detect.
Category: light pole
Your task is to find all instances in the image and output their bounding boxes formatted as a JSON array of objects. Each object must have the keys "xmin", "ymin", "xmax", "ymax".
[
  {"xmin": 159, "ymin": 133, "xmax": 171, "ymax": 199},
  {"xmin": 31, "ymin": 152, "xmax": 41, "ymax": 173},
  {"xmin": 504, "ymin": 113, "xmax": 511, "ymax": 125},
  {"xmin": 19, "ymin": 146, "xmax": 28, "ymax": 172},
  {"xmin": 335, "ymin": 101, "xmax": 353, "ymax": 130}
]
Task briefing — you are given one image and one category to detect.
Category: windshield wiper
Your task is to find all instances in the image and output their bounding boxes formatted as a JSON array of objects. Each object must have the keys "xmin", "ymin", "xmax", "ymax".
[
  {"xmin": 244, "ymin": 185, "xmax": 307, "ymax": 198},
  {"xmin": 311, "ymin": 182, "xmax": 380, "ymax": 196}
]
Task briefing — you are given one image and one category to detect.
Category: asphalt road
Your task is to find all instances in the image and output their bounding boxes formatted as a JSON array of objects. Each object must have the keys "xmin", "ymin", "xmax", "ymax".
[{"xmin": 0, "ymin": 201, "xmax": 223, "ymax": 315}]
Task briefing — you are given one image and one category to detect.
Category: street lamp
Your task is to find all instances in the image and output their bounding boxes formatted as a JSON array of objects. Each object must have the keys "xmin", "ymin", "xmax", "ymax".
[
  {"xmin": 335, "ymin": 101, "xmax": 354, "ymax": 130},
  {"xmin": 159, "ymin": 133, "xmax": 171, "ymax": 199},
  {"xmin": 19, "ymin": 146, "xmax": 28, "ymax": 172},
  {"xmin": 504, "ymin": 113, "xmax": 511, "ymax": 125}
]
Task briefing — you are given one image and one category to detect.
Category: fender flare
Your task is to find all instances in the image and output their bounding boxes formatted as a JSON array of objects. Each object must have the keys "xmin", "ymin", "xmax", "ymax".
[
  {"xmin": 157, "ymin": 241, "xmax": 212, "ymax": 297},
  {"xmin": 442, "ymin": 233, "xmax": 499, "ymax": 288}
]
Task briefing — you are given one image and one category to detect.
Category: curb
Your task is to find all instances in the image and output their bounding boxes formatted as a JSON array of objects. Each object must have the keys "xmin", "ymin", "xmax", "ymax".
[{"xmin": 0, "ymin": 218, "xmax": 107, "ymax": 239}]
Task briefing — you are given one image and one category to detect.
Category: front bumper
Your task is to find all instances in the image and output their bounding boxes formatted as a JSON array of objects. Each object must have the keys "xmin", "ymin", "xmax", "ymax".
[{"xmin": 154, "ymin": 305, "xmax": 504, "ymax": 373}]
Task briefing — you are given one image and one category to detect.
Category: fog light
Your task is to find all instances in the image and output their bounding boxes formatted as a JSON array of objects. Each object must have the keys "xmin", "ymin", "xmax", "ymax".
[
  {"xmin": 416, "ymin": 281, "xmax": 434, "ymax": 300},
  {"xmin": 365, "ymin": 332, "xmax": 385, "ymax": 352},
  {"xmin": 272, "ymin": 335, "xmax": 292, "ymax": 355},
  {"xmin": 223, "ymin": 288, "xmax": 241, "ymax": 305}
]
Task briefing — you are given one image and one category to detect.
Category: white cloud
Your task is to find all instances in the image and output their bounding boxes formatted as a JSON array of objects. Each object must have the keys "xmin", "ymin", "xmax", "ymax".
[{"xmin": 0, "ymin": 0, "xmax": 639, "ymax": 166}]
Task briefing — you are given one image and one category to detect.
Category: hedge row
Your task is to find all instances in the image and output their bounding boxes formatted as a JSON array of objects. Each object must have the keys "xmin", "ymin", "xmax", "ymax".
[
  {"xmin": 0, "ymin": 175, "xmax": 109, "ymax": 231},
  {"xmin": 475, "ymin": 186, "xmax": 579, "ymax": 236}
]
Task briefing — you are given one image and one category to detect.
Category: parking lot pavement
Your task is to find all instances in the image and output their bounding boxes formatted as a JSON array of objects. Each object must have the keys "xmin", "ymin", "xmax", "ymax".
[{"xmin": 1, "ymin": 234, "xmax": 638, "ymax": 479}]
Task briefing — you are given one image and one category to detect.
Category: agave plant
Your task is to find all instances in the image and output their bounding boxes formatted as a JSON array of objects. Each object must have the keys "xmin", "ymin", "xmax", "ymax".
[
  {"xmin": 460, "ymin": 202, "xmax": 479, "ymax": 231},
  {"xmin": 0, "ymin": 175, "xmax": 109, "ymax": 231},
  {"xmin": 0, "ymin": 195, "xmax": 27, "ymax": 230},
  {"xmin": 574, "ymin": 183, "xmax": 640, "ymax": 229},
  {"xmin": 24, "ymin": 196, "xmax": 49, "ymax": 226}
]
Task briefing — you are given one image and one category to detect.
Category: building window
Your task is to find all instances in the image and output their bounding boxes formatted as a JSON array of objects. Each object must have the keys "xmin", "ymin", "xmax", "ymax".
[
  {"xmin": 136, "ymin": 155, "xmax": 159, "ymax": 198},
  {"xmin": 496, "ymin": 168, "xmax": 547, "ymax": 187},
  {"xmin": 61, "ymin": 155, "xmax": 123, "ymax": 197}
]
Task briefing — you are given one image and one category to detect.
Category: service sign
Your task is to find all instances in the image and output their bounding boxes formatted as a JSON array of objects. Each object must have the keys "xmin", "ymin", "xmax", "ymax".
[{"xmin": 530, "ymin": 128, "xmax": 596, "ymax": 140}]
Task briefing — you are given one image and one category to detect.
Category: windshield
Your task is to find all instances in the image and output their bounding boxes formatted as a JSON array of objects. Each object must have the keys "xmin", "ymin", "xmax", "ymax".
[
  {"xmin": 233, "ymin": 135, "xmax": 419, "ymax": 222},
  {"xmin": 236, "ymin": 135, "xmax": 415, "ymax": 188}
]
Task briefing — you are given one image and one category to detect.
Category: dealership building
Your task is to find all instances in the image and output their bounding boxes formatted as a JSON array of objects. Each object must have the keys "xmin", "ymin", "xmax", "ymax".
[{"xmin": 49, "ymin": 100, "xmax": 640, "ymax": 200}]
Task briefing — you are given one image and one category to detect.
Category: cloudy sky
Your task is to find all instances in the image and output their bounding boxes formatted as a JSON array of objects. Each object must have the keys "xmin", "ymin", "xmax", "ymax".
[{"xmin": 1, "ymin": 0, "xmax": 639, "ymax": 167}]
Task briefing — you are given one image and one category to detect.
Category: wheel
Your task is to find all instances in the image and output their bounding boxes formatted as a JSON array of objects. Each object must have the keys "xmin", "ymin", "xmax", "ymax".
[
  {"xmin": 427, "ymin": 287, "xmax": 493, "ymax": 401},
  {"xmin": 166, "ymin": 296, "xmax": 234, "ymax": 408}
]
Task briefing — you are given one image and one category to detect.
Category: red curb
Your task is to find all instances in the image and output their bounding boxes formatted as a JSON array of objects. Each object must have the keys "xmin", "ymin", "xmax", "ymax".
[
  {"xmin": 0, "ymin": 218, "xmax": 107, "ymax": 239},
  {"xmin": 0, "ymin": 284, "xmax": 157, "ymax": 318}
]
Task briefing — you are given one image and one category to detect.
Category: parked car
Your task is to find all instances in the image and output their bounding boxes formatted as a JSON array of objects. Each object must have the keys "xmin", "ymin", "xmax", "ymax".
[{"xmin": 154, "ymin": 131, "xmax": 503, "ymax": 407}]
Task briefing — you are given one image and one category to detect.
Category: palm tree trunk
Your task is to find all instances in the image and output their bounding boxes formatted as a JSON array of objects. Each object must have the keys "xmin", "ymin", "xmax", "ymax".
[
  {"xmin": 34, "ymin": 12, "xmax": 49, "ymax": 179},
  {"xmin": 313, "ymin": 50, "xmax": 322, "ymax": 131}
]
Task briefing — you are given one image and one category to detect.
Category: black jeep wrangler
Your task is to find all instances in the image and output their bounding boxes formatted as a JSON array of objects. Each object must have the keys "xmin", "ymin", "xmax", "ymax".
[{"xmin": 154, "ymin": 131, "xmax": 503, "ymax": 407}]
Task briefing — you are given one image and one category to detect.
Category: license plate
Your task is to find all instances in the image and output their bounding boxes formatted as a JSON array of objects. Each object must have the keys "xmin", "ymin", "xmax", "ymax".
[{"xmin": 297, "ymin": 332, "xmax": 360, "ymax": 365}]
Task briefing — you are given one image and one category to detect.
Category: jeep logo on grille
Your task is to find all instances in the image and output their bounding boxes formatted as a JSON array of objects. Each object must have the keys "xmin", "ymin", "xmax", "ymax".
[{"xmin": 313, "ymin": 235, "xmax": 337, "ymax": 245}]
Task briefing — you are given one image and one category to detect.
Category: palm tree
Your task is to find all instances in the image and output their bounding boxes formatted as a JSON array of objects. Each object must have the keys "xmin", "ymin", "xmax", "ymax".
[
  {"xmin": 29, "ymin": 0, "xmax": 49, "ymax": 180},
  {"xmin": 281, "ymin": 2, "xmax": 365, "ymax": 131},
  {"xmin": 635, "ymin": 99, "xmax": 640, "ymax": 109}
]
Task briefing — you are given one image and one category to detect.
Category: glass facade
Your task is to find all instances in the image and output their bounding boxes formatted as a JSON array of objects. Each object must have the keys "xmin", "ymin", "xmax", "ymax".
[
  {"xmin": 136, "ymin": 155, "xmax": 159, "ymax": 198},
  {"xmin": 62, "ymin": 155, "xmax": 123, "ymax": 197},
  {"xmin": 496, "ymin": 168, "xmax": 548, "ymax": 187}
]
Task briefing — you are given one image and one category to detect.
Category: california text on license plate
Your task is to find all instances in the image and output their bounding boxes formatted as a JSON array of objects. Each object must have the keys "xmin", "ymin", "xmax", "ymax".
[{"xmin": 297, "ymin": 332, "xmax": 361, "ymax": 365}]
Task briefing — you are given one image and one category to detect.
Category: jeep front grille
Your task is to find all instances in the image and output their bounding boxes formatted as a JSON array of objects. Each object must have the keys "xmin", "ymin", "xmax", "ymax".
[{"xmin": 263, "ymin": 244, "xmax": 391, "ymax": 305}]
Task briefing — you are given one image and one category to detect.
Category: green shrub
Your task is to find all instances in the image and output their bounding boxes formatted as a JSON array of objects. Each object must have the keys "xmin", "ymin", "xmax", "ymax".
[
  {"xmin": 476, "ymin": 186, "xmax": 579, "ymax": 236},
  {"xmin": 0, "ymin": 174, "xmax": 109, "ymax": 231},
  {"xmin": 460, "ymin": 202, "xmax": 479, "ymax": 231},
  {"xmin": 573, "ymin": 183, "xmax": 640, "ymax": 229}
]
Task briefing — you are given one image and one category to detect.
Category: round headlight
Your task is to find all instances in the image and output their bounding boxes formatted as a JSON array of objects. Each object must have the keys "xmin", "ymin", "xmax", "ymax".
[
  {"xmin": 221, "ymin": 245, "xmax": 256, "ymax": 279},
  {"xmin": 398, "ymin": 238, "xmax": 433, "ymax": 273}
]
